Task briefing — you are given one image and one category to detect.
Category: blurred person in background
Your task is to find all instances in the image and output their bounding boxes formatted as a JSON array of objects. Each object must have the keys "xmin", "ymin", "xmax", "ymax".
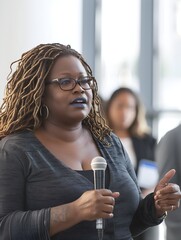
[
  {"xmin": 156, "ymin": 124, "xmax": 181, "ymax": 240},
  {"xmin": 106, "ymin": 87, "xmax": 158, "ymax": 240}
]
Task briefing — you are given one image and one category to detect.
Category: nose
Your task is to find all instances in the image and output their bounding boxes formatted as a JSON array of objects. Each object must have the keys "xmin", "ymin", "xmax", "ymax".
[{"xmin": 72, "ymin": 82, "xmax": 85, "ymax": 93}]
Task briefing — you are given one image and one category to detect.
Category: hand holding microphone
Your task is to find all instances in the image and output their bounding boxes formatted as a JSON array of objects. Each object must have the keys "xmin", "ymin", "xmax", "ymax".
[
  {"xmin": 91, "ymin": 156, "xmax": 119, "ymax": 240},
  {"xmin": 73, "ymin": 157, "xmax": 119, "ymax": 240}
]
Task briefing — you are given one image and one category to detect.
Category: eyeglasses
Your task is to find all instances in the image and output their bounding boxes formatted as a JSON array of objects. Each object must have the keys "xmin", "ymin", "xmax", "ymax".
[{"xmin": 46, "ymin": 76, "xmax": 95, "ymax": 91}]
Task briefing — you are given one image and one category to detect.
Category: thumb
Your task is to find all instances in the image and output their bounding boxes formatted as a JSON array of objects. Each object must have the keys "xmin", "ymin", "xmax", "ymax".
[{"xmin": 157, "ymin": 169, "xmax": 176, "ymax": 187}]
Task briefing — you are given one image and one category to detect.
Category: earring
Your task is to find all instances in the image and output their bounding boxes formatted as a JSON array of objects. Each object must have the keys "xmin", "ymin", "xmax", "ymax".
[{"xmin": 40, "ymin": 104, "xmax": 49, "ymax": 119}]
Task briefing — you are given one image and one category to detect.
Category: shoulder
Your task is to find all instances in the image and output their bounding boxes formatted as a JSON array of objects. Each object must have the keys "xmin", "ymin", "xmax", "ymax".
[
  {"xmin": 159, "ymin": 124, "xmax": 181, "ymax": 144},
  {"xmin": 0, "ymin": 130, "xmax": 41, "ymax": 169},
  {"xmin": 0, "ymin": 131, "xmax": 36, "ymax": 177},
  {"xmin": 0, "ymin": 130, "xmax": 36, "ymax": 152},
  {"xmin": 94, "ymin": 132, "xmax": 124, "ymax": 152},
  {"xmin": 164, "ymin": 124, "xmax": 181, "ymax": 138},
  {"xmin": 101, "ymin": 132, "xmax": 128, "ymax": 158},
  {"xmin": 106, "ymin": 132, "xmax": 123, "ymax": 148},
  {"xmin": 132, "ymin": 134, "xmax": 156, "ymax": 145}
]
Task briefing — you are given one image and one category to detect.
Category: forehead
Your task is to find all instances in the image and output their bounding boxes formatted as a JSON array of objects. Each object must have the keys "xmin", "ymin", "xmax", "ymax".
[
  {"xmin": 113, "ymin": 92, "xmax": 136, "ymax": 105},
  {"xmin": 49, "ymin": 55, "xmax": 86, "ymax": 78},
  {"xmin": 115, "ymin": 91, "xmax": 136, "ymax": 101}
]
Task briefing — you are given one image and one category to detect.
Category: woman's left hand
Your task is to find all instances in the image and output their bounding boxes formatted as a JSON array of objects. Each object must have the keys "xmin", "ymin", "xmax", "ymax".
[{"xmin": 154, "ymin": 169, "xmax": 181, "ymax": 217}]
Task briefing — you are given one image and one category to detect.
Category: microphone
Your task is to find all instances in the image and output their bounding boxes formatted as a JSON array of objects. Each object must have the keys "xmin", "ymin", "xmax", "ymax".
[{"xmin": 91, "ymin": 156, "xmax": 107, "ymax": 240}]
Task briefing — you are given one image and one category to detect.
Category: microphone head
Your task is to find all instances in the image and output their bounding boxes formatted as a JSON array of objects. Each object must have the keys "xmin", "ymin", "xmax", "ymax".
[{"xmin": 91, "ymin": 156, "xmax": 107, "ymax": 171}]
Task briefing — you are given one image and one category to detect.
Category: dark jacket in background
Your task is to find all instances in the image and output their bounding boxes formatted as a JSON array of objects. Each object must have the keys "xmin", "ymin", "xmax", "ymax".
[{"xmin": 131, "ymin": 134, "xmax": 157, "ymax": 175}]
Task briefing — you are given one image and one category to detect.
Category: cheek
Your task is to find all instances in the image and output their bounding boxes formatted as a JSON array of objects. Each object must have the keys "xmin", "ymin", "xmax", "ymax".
[
  {"xmin": 126, "ymin": 111, "xmax": 136, "ymax": 124},
  {"xmin": 43, "ymin": 88, "xmax": 64, "ymax": 110},
  {"xmin": 42, "ymin": 88, "xmax": 56, "ymax": 102},
  {"xmin": 109, "ymin": 108, "xmax": 121, "ymax": 124},
  {"xmin": 129, "ymin": 110, "xmax": 136, "ymax": 120},
  {"xmin": 87, "ymin": 90, "xmax": 93, "ymax": 106},
  {"xmin": 43, "ymin": 84, "xmax": 64, "ymax": 102}
]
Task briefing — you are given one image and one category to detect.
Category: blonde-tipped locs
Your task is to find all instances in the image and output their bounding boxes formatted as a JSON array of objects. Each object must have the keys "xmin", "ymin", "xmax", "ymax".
[{"xmin": 0, "ymin": 43, "xmax": 111, "ymax": 142}]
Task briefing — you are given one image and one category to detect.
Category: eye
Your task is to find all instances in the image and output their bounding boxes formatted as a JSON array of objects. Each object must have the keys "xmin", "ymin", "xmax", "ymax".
[
  {"xmin": 59, "ymin": 78, "xmax": 73, "ymax": 86},
  {"xmin": 80, "ymin": 77, "xmax": 93, "ymax": 86}
]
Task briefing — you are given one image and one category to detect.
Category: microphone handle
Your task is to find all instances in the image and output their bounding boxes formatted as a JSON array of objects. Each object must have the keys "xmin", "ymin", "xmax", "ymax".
[
  {"xmin": 93, "ymin": 170, "xmax": 105, "ymax": 240},
  {"xmin": 93, "ymin": 170, "xmax": 105, "ymax": 189},
  {"xmin": 98, "ymin": 229, "xmax": 104, "ymax": 240}
]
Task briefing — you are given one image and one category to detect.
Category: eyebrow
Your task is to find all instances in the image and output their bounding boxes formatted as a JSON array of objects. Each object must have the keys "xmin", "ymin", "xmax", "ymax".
[
  {"xmin": 55, "ymin": 74, "xmax": 88, "ymax": 79},
  {"xmin": 57, "ymin": 71, "xmax": 87, "ymax": 75}
]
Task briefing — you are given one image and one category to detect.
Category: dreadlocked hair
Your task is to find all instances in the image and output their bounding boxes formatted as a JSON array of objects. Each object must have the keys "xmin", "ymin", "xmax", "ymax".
[{"xmin": 0, "ymin": 43, "xmax": 111, "ymax": 144}]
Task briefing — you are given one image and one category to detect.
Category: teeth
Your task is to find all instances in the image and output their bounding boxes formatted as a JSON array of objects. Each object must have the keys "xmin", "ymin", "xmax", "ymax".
[{"xmin": 72, "ymin": 99, "xmax": 86, "ymax": 103}]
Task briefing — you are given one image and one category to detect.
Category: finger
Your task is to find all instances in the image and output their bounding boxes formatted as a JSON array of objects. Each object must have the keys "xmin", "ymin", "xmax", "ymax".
[
  {"xmin": 158, "ymin": 169, "xmax": 176, "ymax": 186},
  {"xmin": 155, "ymin": 194, "xmax": 179, "ymax": 204},
  {"xmin": 98, "ymin": 189, "xmax": 113, "ymax": 196},
  {"xmin": 102, "ymin": 203, "xmax": 114, "ymax": 213},
  {"xmin": 156, "ymin": 184, "xmax": 180, "ymax": 196},
  {"xmin": 99, "ymin": 189, "xmax": 120, "ymax": 199},
  {"xmin": 100, "ymin": 211, "xmax": 114, "ymax": 219},
  {"xmin": 156, "ymin": 201, "xmax": 180, "ymax": 212},
  {"xmin": 103, "ymin": 196, "xmax": 115, "ymax": 205},
  {"xmin": 156, "ymin": 198, "xmax": 180, "ymax": 206},
  {"xmin": 112, "ymin": 192, "xmax": 120, "ymax": 199}
]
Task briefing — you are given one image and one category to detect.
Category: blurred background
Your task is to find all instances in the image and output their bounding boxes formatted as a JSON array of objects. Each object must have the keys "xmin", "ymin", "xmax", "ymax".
[{"xmin": 1, "ymin": 1, "xmax": 181, "ymax": 238}]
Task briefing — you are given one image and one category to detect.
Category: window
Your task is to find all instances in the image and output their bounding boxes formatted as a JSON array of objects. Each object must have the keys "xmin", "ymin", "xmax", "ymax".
[
  {"xmin": 98, "ymin": 0, "xmax": 141, "ymax": 100},
  {"xmin": 154, "ymin": 0, "xmax": 181, "ymax": 140}
]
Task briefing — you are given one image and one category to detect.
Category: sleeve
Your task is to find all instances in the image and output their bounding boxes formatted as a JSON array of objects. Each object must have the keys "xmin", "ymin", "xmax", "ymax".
[
  {"xmin": 0, "ymin": 145, "xmax": 51, "ymax": 240},
  {"xmin": 130, "ymin": 193, "xmax": 163, "ymax": 237},
  {"xmin": 123, "ymin": 138, "xmax": 163, "ymax": 237}
]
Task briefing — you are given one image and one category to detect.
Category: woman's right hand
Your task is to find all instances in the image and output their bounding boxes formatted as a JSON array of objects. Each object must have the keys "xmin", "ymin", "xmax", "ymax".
[
  {"xmin": 50, "ymin": 189, "xmax": 119, "ymax": 236},
  {"xmin": 74, "ymin": 189, "xmax": 120, "ymax": 222}
]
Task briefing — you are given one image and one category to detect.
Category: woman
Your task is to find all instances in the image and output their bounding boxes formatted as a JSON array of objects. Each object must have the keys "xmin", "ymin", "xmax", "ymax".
[
  {"xmin": 0, "ymin": 43, "xmax": 180, "ymax": 240},
  {"xmin": 106, "ymin": 87, "xmax": 158, "ymax": 240}
]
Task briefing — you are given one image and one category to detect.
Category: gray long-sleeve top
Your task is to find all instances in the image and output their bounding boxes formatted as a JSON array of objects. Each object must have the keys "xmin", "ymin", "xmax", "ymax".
[{"xmin": 0, "ymin": 130, "xmax": 162, "ymax": 240}]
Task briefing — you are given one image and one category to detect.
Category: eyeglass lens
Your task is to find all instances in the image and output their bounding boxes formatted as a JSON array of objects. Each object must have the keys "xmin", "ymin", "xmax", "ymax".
[{"xmin": 59, "ymin": 77, "xmax": 94, "ymax": 90}]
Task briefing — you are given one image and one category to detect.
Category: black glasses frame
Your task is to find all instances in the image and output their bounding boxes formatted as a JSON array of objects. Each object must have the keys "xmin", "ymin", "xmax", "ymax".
[{"xmin": 46, "ymin": 76, "xmax": 95, "ymax": 91}]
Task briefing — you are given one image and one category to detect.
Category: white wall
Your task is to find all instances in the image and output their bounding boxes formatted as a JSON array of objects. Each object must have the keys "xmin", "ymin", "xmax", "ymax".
[{"xmin": 0, "ymin": 0, "xmax": 82, "ymax": 101}]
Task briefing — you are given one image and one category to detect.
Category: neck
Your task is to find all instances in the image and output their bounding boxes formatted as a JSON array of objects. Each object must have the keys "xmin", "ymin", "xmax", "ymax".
[
  {"xmin": 37, "ymin": 121, "xmax": 85, "ymax": 142},
  {"xmin": 114, "ymin": 129, "xmax": 130, "ymax": 139}
]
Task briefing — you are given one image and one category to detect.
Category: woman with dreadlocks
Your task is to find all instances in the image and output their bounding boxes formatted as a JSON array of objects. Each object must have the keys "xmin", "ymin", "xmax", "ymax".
[{"xmin": 0, "ymin": 43, "xmax": 180, "ymax": 240}]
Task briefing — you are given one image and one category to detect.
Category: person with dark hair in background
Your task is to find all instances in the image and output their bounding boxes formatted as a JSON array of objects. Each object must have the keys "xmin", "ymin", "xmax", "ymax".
[
  {"xmin": 106, "ymin": 87, "xmax": 159, "ymax": 240},
  {"xmin": 0, "ymin": 43, "xmax": 180, "ymax": 240},
  {"xmin": 156, "ymin": 124, "xmax": 181, "ymax": 240}
]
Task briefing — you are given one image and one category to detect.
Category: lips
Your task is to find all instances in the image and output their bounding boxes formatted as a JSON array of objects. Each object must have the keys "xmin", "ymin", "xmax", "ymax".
[{"xmin": 70, "ymin": 97, "xmax": 87, "ymax": 104}]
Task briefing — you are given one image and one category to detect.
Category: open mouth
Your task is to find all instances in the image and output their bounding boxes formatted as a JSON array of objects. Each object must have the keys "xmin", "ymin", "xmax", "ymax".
[{"xmin": 70, "ymin": 97, "xmax": 87, "ymax": 104}]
